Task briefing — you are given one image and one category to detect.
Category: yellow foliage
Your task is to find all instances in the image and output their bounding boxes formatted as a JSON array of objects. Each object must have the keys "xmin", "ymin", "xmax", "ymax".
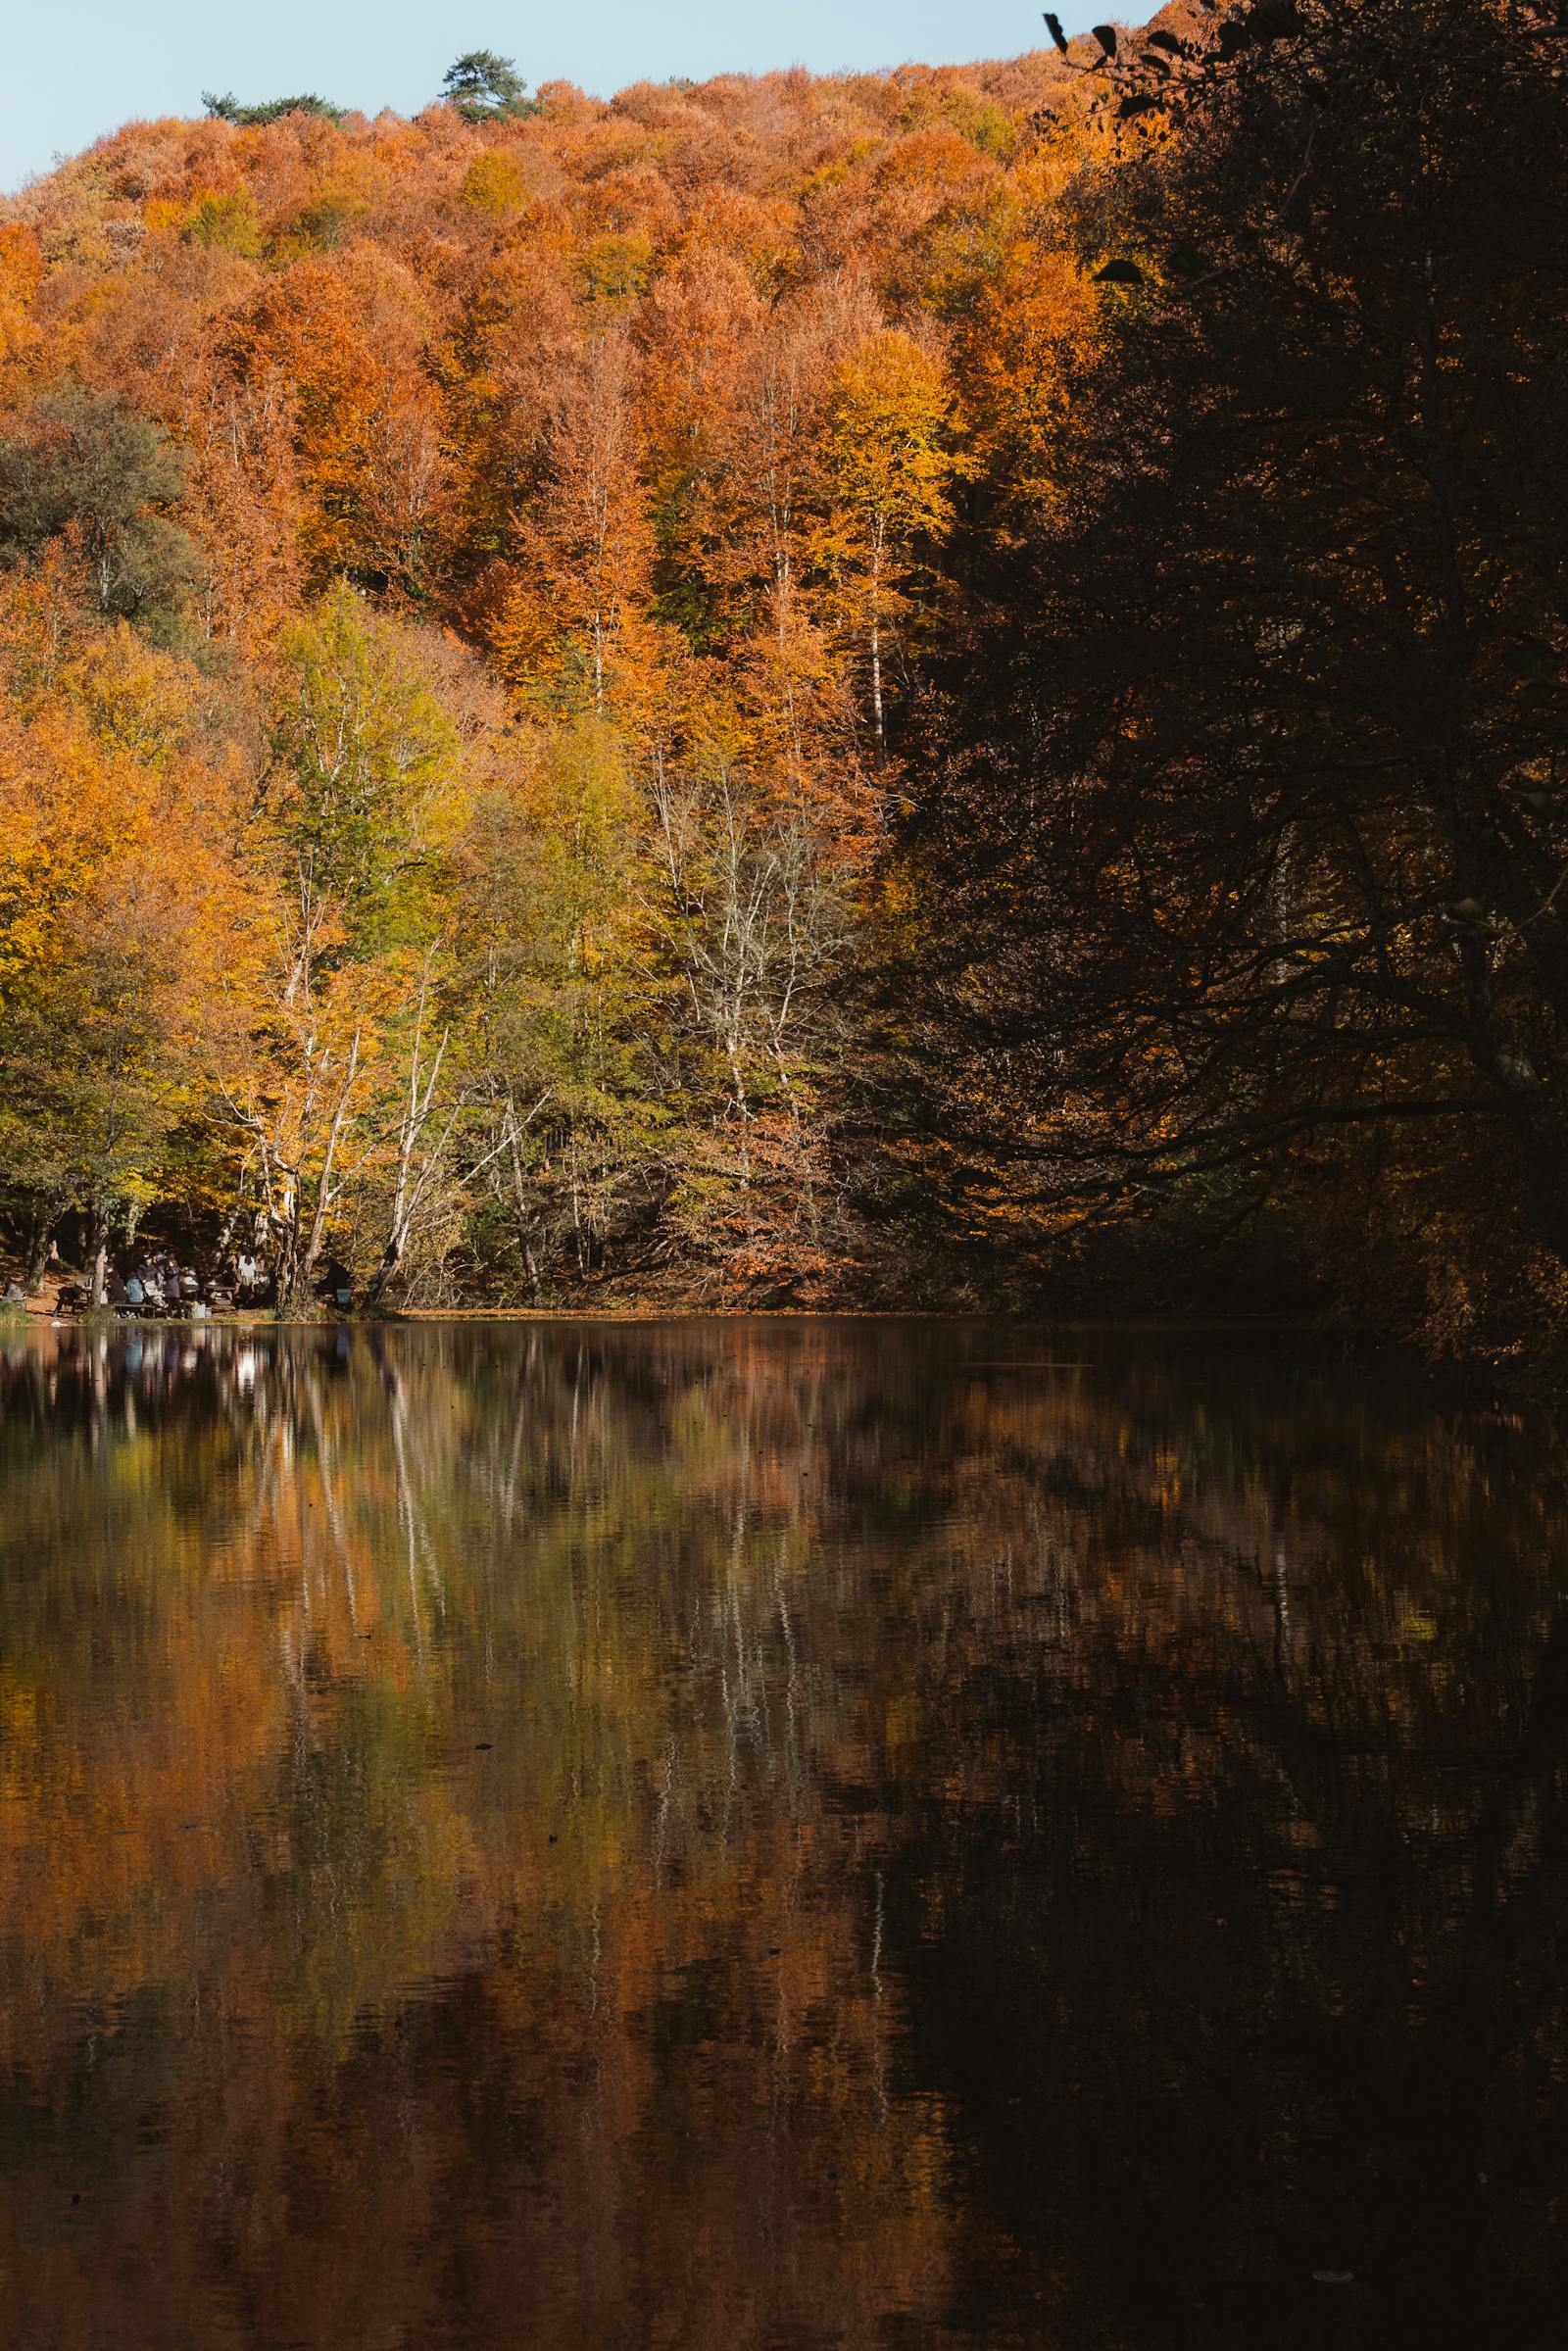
[{"xmin": 458, "ymin": 151, "xmax": 528, "ymax": 221}]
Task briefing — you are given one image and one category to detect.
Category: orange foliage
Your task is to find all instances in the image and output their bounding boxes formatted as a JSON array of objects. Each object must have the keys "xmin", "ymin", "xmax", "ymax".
[{"xmin": 0, "ymin": 41, "xmax": 1097, "ymax": 1301}]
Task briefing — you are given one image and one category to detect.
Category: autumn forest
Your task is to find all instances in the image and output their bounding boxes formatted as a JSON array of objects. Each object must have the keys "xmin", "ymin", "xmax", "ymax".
[{"xmin": 0, "ymin": 1, "xmax": 1563, "ymax": 1372}]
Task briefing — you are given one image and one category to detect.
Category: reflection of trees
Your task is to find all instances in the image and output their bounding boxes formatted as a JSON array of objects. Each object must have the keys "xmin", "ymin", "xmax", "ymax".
[
  {"xmin": 871, "ymin": 1385, "xmax": 1568, "ymax": 2349},
  {"xmin": 0, "ymin": 1324, "xmax": 1562, "ymax": 2347}
]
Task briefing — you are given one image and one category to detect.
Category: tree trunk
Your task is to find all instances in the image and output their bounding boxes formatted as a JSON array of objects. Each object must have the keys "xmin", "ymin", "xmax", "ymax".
[
  {"xmin": 365, "ymin": 1234, "xmax": 404, "ymax": 1312},
  {"xmin": 86, "ymin": 1207, "xmax": 110, "ymax": 1307},
  {"xmin": 281, "ymin": 1030, "xmax": 363, "ymax": 1316},
  {"xmin": 24, "ymin": 1211, "xmax": 56, "ymax": 1295},
  {"xmin": 273, "ymin": 1197, "xmax": 314, "ymax": 1319},
  {"xmin": 276, "ymin": 1245, "xmax": 316, "ymax": 1319},
  {"xmin": 869, "ymin": 612, "xmax": 884, "ymax": 752}
]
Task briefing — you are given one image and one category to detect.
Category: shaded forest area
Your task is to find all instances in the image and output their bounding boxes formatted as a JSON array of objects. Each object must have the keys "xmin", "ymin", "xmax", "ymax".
[{"xmin": 0, "ymin": 2, "xmax": 1563, "ymax": 1370}]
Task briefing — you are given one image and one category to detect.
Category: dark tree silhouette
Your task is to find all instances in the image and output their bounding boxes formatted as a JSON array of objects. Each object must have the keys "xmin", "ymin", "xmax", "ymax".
[{"xmin": 909, "ymin": 0, "xmax": 1568, "ymax": 1300}]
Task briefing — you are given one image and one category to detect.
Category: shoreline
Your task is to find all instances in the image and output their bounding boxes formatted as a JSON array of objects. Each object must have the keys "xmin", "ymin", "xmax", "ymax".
[{"xmin": 4, "ymin": 1298, "xmax": 1351, "ymax": 1334}]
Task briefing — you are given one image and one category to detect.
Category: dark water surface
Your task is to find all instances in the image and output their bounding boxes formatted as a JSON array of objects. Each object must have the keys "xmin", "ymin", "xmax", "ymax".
[{"xmin": 1, "ymin": 1320, "xmax": 1564, "ymax": 2350}]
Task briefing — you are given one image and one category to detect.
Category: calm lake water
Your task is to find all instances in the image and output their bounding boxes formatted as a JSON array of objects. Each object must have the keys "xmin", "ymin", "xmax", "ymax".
[{"xmin": 0, "ymin": 1319, "xmax": 1564, "ymax": 2350}]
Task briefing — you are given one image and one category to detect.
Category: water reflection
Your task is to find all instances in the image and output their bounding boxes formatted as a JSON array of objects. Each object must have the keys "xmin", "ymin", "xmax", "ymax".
[{"xmin": 0, "ymin": 1321, "xmax": 1563, "ymax": 2349}]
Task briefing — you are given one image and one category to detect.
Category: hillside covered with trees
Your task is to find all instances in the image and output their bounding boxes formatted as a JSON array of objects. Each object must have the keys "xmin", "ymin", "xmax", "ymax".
[{"xmin": 0, "ymin": 3, "xmax": 1563, "ymax": 1371}]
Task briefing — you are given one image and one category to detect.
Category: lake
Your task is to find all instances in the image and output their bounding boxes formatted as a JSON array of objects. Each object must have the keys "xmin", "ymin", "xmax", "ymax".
[{"xmin": 0, "ymin": 1319, "xmax": 1563, "ymax": 2349}]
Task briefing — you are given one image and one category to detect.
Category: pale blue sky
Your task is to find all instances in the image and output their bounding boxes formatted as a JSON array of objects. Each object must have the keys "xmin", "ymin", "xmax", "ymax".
[{"xmin": 4, "ymin": 2, "xmax": 1094, "ymax": 192}]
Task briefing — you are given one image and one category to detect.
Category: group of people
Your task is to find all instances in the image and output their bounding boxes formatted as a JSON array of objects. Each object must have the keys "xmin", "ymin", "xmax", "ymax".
[
  {"xmin": 106, "ymin": 1252, "xmax": 210, "ymax": 1317},
  {"xmin": 83, "ymin": 1248, "xmax": 277, "ymax": 1318},
  {"xmin": 105, "ymin": 1249, "xmax": 350, "ymax": 1315},
  {"xmin": 6, "ymin": 1242, "xmax": 356, "ymax": 1318}
]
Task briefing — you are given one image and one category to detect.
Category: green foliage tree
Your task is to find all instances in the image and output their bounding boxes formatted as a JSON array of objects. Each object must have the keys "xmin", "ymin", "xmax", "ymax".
[
  {"xmin": 0, "ymin": 386, "xmax": 199, "ymax": 628},
  {"xmin": 451, "ymin": 715, "xmax": 661, "ymax": 1291},
  {"xmin": 203, "ymin": 91, "xmax": 343, "ymax": 127},
  {"xmin": 228, "ymin": 585, "xmax": 473, "ymax": 1310},
  {"xmin": 440, "ymin": 51, "xmax": 536, "ymax": 123},
  {"xmin": 268, "ymin": 579, "xmax": 465, "ymax": 950},
  {"xmin": 182, "ymin": 188, "xmax": 263, "ymax": 258}
]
